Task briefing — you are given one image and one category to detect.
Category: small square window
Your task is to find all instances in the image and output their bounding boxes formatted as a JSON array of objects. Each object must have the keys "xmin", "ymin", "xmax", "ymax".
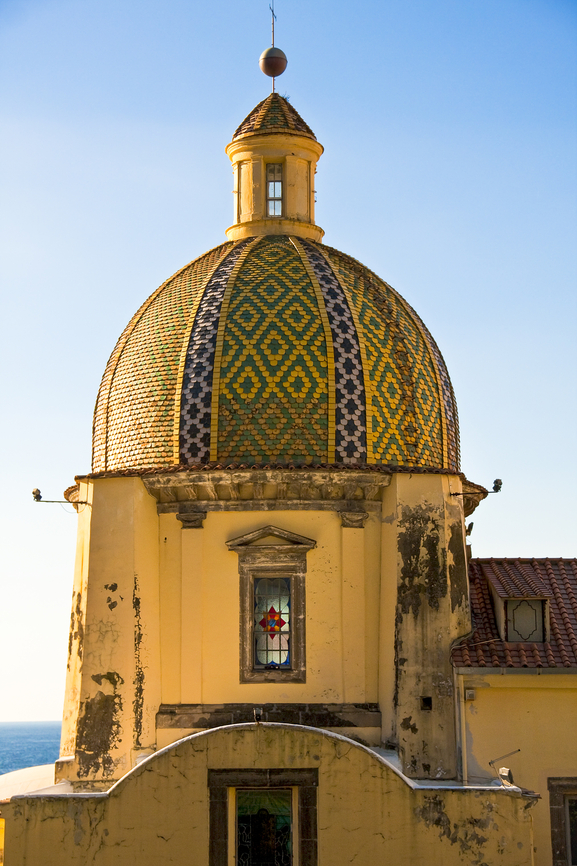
[
  {"xmin": 506, "ymin": 599, "xmax": 544, "ymax": 642},
  {"xmin": 548, "ymin": 778, "xmax": 577, "ymax": 866}
]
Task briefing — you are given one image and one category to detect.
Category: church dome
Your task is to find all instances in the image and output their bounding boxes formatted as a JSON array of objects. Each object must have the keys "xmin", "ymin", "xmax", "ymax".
[{"xmin": 92, "ymin": 97, "xmax": 459, "ymax": 474}]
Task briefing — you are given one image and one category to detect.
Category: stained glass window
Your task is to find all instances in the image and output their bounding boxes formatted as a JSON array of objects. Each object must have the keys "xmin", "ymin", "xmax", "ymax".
[
  {"xmin": 254, "ymin": 577, "xmax": 290, "ymax": 668},
  {"xmin": 266, "ymin": 164, "xmax": 283, "ymax": 216},
  {"xmin": 237, "ymin": 789, "xmax": 292, "ymax": 866}
]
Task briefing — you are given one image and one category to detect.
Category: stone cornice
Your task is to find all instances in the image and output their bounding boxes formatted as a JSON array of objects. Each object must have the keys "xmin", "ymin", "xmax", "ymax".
[{"xmin": 142, "ymin": 468, "xmax": 391, "ymax": 516}]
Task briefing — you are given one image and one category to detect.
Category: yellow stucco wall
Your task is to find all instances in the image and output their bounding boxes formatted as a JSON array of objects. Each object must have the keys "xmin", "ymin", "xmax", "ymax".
[
  {"xmin": 59, "ymin": 472, "xmax": 473, "ymax": 783},
  {"xmin": 60, "ymin": 476, "xmax": 391, "ymax": 780},
  {"xmin": 4, "ymin": 725, "xmax": 534, "ymax": 866},
  {"xmin": 58, "ymin": 477, "xmax": 161, "ymax": 782},
  {"xmin": 458, "ymin": 672, "xmax": 577, "ymax": 866}
]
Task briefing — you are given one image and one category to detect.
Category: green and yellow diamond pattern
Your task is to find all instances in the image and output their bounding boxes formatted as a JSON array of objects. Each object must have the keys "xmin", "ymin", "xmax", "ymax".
[
  {"xmin": 214, "ymin": 236, "xmax": 329, "ymax": 462},
  {"xmin": 319, "ymin": 243, "xmax": 450, "ymax": 469}
]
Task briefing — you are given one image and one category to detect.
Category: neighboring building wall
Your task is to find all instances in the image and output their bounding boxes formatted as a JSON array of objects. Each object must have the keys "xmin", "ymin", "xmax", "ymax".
[
  {"xmin": 4, "ymin": 726, "xmax": 534, "ymax": 866},
  {"xmin": 457, "ymin": 671, "xmax": 577, "ymax": 866}
]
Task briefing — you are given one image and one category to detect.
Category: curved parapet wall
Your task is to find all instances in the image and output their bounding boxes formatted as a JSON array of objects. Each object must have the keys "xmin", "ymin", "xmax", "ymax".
[{"xmin": 5, "ymin": 725, "xmax": 533, "ymax": 865}]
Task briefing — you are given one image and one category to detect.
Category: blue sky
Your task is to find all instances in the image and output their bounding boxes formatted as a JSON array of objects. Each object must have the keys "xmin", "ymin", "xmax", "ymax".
[{"xmin": 0, "ymin": 0, "xmax": 575, "ymax": 720}]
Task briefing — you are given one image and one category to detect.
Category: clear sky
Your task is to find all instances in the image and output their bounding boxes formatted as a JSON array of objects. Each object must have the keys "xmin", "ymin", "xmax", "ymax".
[{"xmin": 0, "ymin": 0, "xmax": 575, "ymax": 721}]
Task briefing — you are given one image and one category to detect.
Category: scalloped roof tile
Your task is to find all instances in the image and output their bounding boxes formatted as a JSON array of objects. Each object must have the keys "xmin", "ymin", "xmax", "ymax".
[{"xmin": 232, "ymin": 93, "xmax": 316, "ymax": 141}]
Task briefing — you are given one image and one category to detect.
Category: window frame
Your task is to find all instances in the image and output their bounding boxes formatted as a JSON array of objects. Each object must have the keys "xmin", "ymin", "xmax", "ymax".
[
  {"xmin": 209, "ymin": 768, "xmax": 318, "ymax": 866},
  {"xmin": 227, "ymin": 526, "xmax": 315, "ymax": 685},
  {"xmin": 505, "ymin": 598, "xmax": 545, "ymax": 642},
  {"xmin": 548, "ymin": 778, "xmax": 577, "ymax": 866},
  {"xmin": 240, "ymin": 562, "xmax": 306, "ymax": 684},
  {"xmin": 266, "ymin": 163, "xmax": 283, "ymax": 217},
  {"xmin": 252, "ymin": 570, "xmax": 293, "ymax": 672}
]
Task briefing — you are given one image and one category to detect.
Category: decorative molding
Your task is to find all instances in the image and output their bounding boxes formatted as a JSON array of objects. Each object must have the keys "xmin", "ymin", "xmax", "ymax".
[
  {"xmin": 177, "ymin": 512, "xmax": 207, "ymax": 529},
  {"xmin": 144, "ymin": 468, "xmax": 391, "ymax": 517},
  {"xmin": 340, "ymin": 510, "xmax": 369, "ymax": 528},
  {"xmin": 157, "ymin": 702, "xmax": 381, "ymax": 730},
  {"xmin": 226, "ymin": 524, "xmax": 316, "ymax": 552}
]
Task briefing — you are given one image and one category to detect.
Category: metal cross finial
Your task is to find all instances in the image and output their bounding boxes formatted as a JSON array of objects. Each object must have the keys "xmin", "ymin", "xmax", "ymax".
[
  {"xmin": 270, "ymin": 0, "xmax": 276, "ymax": 46},
  {"xmin": 270, "ymin": 0, "xmax": 276, "ymax": 91}
]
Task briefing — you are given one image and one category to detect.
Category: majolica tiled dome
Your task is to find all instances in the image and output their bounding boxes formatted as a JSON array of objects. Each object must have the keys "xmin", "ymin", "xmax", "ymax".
[{"xmin": 92, "ymin": 234, "xmax": 459, "ymax": 473}]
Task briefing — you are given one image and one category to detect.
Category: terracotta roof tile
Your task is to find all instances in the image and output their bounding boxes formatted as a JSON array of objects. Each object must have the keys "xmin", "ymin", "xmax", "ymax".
[{"xmin": 453, "ymin": 558, "xmax": 577, "ymax": 669}]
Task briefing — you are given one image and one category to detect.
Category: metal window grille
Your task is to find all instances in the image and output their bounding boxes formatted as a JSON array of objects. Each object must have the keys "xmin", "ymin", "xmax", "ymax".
[
  {"xmin": 254, "ymin": 577, "xmax": 290, "ymax": 668},
  {"xmin": 266, "ymin": 164, "xmax": 282, "ymax": 217}
]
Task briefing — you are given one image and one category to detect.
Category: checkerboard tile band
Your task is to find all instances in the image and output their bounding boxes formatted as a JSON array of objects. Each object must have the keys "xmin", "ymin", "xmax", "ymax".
[
  {"xmin": 179, "ymin": 240, "xmax": 251, "ymax": 463},
  {"xmin": 317, "ymin": 243, "xmax": 459, "ymax": 472},
  {"xmin": 92, "ymin": 242, "xmax": 235, "ymax": 472}
]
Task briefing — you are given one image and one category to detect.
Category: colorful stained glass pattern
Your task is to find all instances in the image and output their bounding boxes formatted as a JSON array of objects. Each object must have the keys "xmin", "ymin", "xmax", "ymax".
[
  {"xmin": 179, "ymin": 240, "xmax": 251, "ymax": 462},
  {"xmin": 300, "ymin": 239, "xmax": 367, "ymax": 463},
  {"xmin": 92, "ymin": 241, "xmax": 235, "ymax": 472},
  {"xmin": 254, "ymin": 577, "xmax": 290, "ymax": 667},
  {"xmin": 318, "ymin": 242, "xmax": 459, "ymax": 471},
  {"xmin": 237, "ymin": 789, "xmax": 292, "ymax": 866},
  {"xmin": 215, "ymin": 235, "xmax": 329, "ymax": 462}
]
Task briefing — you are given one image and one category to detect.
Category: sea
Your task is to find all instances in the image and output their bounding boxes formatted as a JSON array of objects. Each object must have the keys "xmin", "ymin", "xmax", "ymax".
[{"xmin": 0, "ymin": 722, "xmax": 62, "ymax": 775}]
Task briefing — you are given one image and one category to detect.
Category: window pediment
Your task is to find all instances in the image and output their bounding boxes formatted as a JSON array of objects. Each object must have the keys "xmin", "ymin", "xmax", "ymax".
[{"xmin": 226, "ymin": 525, "xmax": 316, "ymax": 553}]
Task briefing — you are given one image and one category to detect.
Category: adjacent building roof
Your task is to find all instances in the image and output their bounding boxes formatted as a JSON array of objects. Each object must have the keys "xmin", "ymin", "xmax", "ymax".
[
  {"xmin": 232, "ymin": 93, "xmax": 316, "ymax": 141},
  {"xmin": 478, "ymin": 557, "xmax": 552, "ymax": 599},
  {"xmin": 453, "ymin": 558, "xmax": 577, "ymax": 669}
]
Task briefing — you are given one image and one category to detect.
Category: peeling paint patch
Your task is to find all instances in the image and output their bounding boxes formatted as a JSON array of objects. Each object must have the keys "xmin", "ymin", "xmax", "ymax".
[
  {"xmin": 448, "ymin": 522, "xmax": 467, "ymax": 612},
  {"xmin": 400, "ymin": 716, "xmax": 418, "ymax": 734},
  {"xmin": 133, "ymin": 573, "xmax": 144, "ymax": 749},
  {"xmin": 76, "ymin": 672, "xmax": 124, "ymax": 777},
  {"xmin": 67, "ymin": 591, "xmax": 84, "ymax": 671},
  {"xmin": 397, "ymin": 505, "xmax": 447, "ymax": 619},
  {"xmin": 104, "ymin": 582, "xmax": 121, "ymax": 611},
  {"xmin": 415, "ymin": 794, "xmax": 498, "ymax": 866}
]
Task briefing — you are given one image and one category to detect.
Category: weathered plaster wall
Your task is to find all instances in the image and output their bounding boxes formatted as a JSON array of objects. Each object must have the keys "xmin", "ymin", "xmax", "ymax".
[
  {"xmin": 59, "ymin": 471, "xmax": 472, "ymax": 785},
  {"xmin": 58, "ymin": 478, "xmax": 161, "ymax": 784},
  {"xmin": 458, "ymin": 672, "xmax": 577, "ymax": 866},
  {"xmin": 4, "ymin": 726, "xmax": 534, "ymax": 866},
  {"xmin": 381, "ymin": 474, "xmax": 471, "ymax": 779},
  {"xmin": 60, "ymin": 479, "xmax": 92, "ymax": 759}
]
